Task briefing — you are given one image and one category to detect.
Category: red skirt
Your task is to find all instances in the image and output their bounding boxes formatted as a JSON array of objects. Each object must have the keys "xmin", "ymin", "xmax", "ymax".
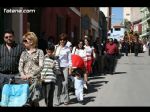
[{"xmin": 84, "ymin": 59, "xmax": 93, "ymax": 75}]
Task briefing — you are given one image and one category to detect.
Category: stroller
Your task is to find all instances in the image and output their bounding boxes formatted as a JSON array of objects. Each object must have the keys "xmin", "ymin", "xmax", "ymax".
[{"xmin": 0, "ymin": 76, "xmax": 42, "ymax": 107}]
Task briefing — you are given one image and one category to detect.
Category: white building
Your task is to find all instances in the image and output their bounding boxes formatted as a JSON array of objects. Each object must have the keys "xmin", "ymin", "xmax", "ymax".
[
  {"xmin": 99, "ymin": 7, "xmax": 112, "ymax": 31},
  {"xmin": 140, "ymin": 7, "xmax": 150, "ymax": 39},
  {"xmin": 110, "ymin": 23, "xmax": 124, "ymax": 41},
  {"xmin": 123, "ymin": 7, "xmax": 142, "ymax": 36},
  {"xmin": 123, "ymin": 7, "xmax": 132, "ymax": 21},
  {"xmin": 99, "ymin": 7, "xmax": 109, "ymax": 17}
]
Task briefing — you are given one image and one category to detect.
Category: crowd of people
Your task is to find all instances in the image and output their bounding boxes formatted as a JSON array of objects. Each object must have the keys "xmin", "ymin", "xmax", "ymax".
[{"xmin": 0, "ymin": 29, "xmax": 147, "ymax": 107}]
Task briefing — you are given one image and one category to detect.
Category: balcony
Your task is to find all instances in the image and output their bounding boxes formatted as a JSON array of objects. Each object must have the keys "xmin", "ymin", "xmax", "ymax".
[
  {"xmin": 141, "ymin": 14, "xmax": 150, "ymax": 24},
  {"xmin": 146, "ymin": 13, "xmax": 150, "ymax": 18},
  {"xmin": 146, "ymin": 28, "xmax": 150, "ymax": 32}
]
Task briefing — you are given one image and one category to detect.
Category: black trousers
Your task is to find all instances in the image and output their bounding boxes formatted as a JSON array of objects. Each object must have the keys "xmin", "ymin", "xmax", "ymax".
[
  {"xmin": 125, "ymin": 49, "xmax": 129, "ymax": 56},
  {"xmin": 105, "ymin": 54, "xmax": 116, "ymax": 74},
  {"xmin": 42, "ymin": 82, "xmax": 55, "ymax": 107},
  {"xmin": 134, "ymin": 49, "xmax": 139, "ymax": 56}
]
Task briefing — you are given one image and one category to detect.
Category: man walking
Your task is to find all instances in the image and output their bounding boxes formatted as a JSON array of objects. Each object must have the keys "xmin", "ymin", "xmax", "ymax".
[
  {"xmin": 122, "ymin": 40, "xmax": 130, "ymax": 56},
  {"xmin": 104, "ymin": 38, "xmax": 118, "ymax": 75},
  {"xmin": 0, "ymin": 29, "xmax": 25, "ymax": 101}
]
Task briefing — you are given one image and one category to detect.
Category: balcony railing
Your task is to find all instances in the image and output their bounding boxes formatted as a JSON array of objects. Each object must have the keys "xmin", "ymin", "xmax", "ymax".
[
  {"xmin": 142, "ymin": 14, "xmax": 150, "ymax": 22},
  {"xmin": 142, "ymin": 30, "xmax": 147, "ymax": 34}
]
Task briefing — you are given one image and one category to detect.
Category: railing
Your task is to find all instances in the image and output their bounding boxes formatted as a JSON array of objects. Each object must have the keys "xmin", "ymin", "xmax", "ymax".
[{"xmin": 146, "ymin": 28, "xmax": 150, "ymax": 32}]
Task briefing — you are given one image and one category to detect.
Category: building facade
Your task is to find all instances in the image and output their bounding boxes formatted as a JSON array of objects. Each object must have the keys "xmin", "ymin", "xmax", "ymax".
[
  {"xmin": 80, "ymin": 7, "xmax": 99, "ymax": 41},
  {"xmin": 23, "ymin": 7, "xmax": 81, "ymax": 45},
  {"xmin": 123, "ymin": 7, "xmax": 142, "ymax": 35},
  {"xmin": 140, "ymin": 7, "xmax": 150, "ymax": 40},
  {"xmin": 123, "ymin": 7, "xmax": 132, "ymax": 21},
  {"xmin": 0, "ymin": 7, "xmax": 24, "ymax": 44},
  {"xmin": 0, "ymin": 7, "xmax": 81, "ymax": 45},
  {"xmin": 99, "ymin": 10, "xmax": 107, "ymax": 43},
  {"xmin": 130, "ymin": 8, "xmax": 142, "ymax": 35},
  {"xmin": 100, "ymin": 7, "xmax": 112, "ymax": 32}
]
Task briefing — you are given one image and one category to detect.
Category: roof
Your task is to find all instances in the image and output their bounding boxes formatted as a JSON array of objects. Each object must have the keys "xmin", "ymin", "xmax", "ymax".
[
  {"xmin": 113, "ymin": 26, "xmax": 124, "ymax": 29},
  {"xmin": 113, "ymin": 23, "xmax": 124, "ymax": 28}
]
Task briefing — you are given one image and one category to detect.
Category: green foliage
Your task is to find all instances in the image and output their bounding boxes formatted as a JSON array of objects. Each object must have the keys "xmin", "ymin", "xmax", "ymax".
[{"xmin": 124, "ymin": 19, "xmax": 131, "ymax": 32}]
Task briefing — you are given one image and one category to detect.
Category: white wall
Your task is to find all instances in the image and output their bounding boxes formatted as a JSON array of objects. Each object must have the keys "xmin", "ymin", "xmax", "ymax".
[
  {"xmin": 131, "ymin": 7, "xmax": 142, "ymax": 22},
  {"xmin": 99, "ymin": 7, "xmax": 109, "ymax": 17},
  {"xmin": 123, "ymin": 7, "xmax": 131, "ymax": 21},
  {"xmin": 110, "ymin": 27, "xmax": 124, "ymax": 41}
]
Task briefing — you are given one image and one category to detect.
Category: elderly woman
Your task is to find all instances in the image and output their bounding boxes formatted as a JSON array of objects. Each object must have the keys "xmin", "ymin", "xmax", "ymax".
[
  {"xmin": 18, "ymin": 32, "xmax": 44, "ymax": 106},
  {"xmin": 53, "ymin": 33, "xmax": 72, "ymax": 106}
]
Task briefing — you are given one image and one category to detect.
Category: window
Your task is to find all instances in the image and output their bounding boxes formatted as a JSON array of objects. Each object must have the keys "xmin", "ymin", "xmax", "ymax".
[
  {"xmin": 115, "ymin": 28, "xmax": 121, "ymax": 31},
  {"xmin": 126, "ymin": 13, "xmax": 130, "ymax": 16},
  {"xmin": 56, "ymin": 15, "xmax": 65, "ymax": 38}
]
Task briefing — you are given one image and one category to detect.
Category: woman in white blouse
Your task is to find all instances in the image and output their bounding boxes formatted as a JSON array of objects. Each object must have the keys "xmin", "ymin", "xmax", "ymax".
[
  {"xmin": 84, "ymin": 38, "xmax": 95, "ymax": 89},
  {"xmin": 53, "ymin": 33, "xmax": 72, "ymax": 106},
  {"xmin": 72, "ymin": 39, "xmax": 86, "ymax": 61}
]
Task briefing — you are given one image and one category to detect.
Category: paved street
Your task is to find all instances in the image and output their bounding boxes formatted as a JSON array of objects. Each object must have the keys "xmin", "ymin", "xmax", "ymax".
[{"xmin": 40, "ymin": 51, "xmax": 150, "ymax": 107}]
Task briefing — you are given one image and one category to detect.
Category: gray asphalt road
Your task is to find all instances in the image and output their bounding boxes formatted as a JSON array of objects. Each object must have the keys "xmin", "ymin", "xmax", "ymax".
[{"xmin": 39, "ymin": 52, "xmax": 150, "ymax": 107}]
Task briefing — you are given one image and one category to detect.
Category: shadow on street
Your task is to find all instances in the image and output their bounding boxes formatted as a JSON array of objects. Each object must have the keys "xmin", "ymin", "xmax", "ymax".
[
  {"xmin": 113, "ymin": 72, "xmax": 127, "ymax": 75},
  {"xmin": 69, "ymin": 96, "xmax": 96, "ymax": 105},
  {"xmin": 89, "ymin": 76, "xmax": 106, "ymax": 80}
]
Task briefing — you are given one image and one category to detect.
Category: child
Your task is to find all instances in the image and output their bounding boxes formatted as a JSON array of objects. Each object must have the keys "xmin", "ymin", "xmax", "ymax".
[
  {"xmin": 41, "ymin": 45, "xmax": 60, "ymax": 107},
  {"xmin": 73, "ymin": 68, "xmax": 85, "ymax": 105}
]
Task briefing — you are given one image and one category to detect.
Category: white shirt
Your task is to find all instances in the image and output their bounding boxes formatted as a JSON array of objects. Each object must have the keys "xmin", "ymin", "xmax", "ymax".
[
  {"xmin": 72, "ymin": 47, "xmax": 87, "ymax": 61},
  {"xmin": 84, "ymin": 45, "xmax": 95, "ymax": 60},
  {"xmin": 55, "ymin": 45, "xmax": 72, "ymax": 67},
  {"xmin": 66, "ymin": 41, "xmax": 72, "ymax": 47}
]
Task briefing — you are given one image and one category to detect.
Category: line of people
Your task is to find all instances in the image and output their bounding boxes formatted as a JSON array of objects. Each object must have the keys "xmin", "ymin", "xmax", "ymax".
[{"xmin": 0, "ymin": 29, "xmax": 100, "ymax": 107}]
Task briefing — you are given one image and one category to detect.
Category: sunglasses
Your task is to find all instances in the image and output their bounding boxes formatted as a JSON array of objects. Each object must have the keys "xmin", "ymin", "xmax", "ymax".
[
  {"xmin": 60, "ymin": 39, "xmax": 66, "ymax": 41},
  {"xmin": 23, "ymin": 39, "xmax": 28, "ymax": 43},
  {"xmin": 4, "ymin": 36, "xmax": 13, "ymax": 39}
]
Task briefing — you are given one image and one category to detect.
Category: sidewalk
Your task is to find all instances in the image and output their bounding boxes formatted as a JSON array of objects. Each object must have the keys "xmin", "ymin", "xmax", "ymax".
[{"xmin": 39, "ymin": 74, "xmax": 110, "ymax": 107}]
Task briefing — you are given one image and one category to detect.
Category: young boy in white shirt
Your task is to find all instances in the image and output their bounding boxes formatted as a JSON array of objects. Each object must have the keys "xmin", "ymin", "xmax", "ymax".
[{"xmin": 73, "ymin": 68, "xmax": 85, "ymax": 105}]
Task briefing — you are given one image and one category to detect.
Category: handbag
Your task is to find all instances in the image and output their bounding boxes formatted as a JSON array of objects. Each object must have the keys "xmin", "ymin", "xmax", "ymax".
[
  {"xmin": 0, "ymin": 83, "xmax": 29, "ymax": 107},
  {"xmin": 53, "ymin": 67, "xmax": 62, "ymax": 75}
]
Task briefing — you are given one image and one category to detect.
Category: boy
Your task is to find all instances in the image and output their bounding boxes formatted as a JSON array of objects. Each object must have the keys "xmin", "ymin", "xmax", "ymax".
[{"xmin": 41, "ymin": 45, "xmax": 60, "ymax": 107}]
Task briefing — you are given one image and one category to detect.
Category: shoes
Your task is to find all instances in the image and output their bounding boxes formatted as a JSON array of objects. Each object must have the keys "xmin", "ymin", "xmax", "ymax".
[
  {"xmin": 78, "ymin": 100, "xmax": 85, "ymax": 105},
  {"xmin": 54, "ymin": 104, "xmax": 60, "ymax": 107},
  {"xmin": 84, "ymin": 84, "xmax": 88, "ymax": 90},
  {"xmin": 83, "ymin": 88, "xmax": 88, "ymax": 94},
  {"xmin": 64, "ymin": 102, "xmax": 69, "ymax": 105}
]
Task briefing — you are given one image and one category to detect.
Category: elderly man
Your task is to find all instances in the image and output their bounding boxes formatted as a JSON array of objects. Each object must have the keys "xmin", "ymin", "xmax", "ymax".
[{"xmin": 104, "ymin": 38, "xmax": 118, "ymax": 75}]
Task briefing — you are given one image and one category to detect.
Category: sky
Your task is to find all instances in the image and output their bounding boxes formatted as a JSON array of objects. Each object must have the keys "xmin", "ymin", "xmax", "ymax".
[{"xmin": 112, "ymin": 7, "xmax": 123, "ymax": 25}]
